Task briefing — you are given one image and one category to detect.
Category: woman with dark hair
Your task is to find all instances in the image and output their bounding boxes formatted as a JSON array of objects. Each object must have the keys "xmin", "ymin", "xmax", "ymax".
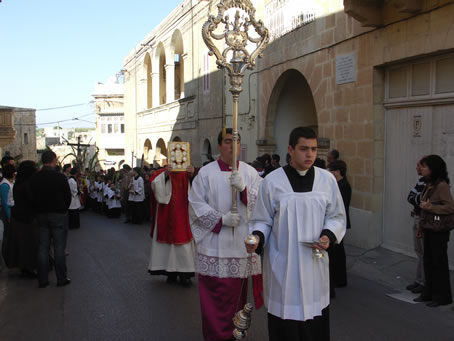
[
  {"xmin": 11, "ymin": 160, "xmax": 39, "ymax": 276},
  {"xmin": 414, "ymin": 154, "xmax": 454, "ymax": 307},
  {"xmin": 128, "ymin": 167, "xmax": 145, "ymax": 224}
]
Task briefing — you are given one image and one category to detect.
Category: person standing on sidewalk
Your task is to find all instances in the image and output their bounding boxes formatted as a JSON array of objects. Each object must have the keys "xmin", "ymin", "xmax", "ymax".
[
  {"xmin": 327, "ymin": 159, "xmax": 351, "ymax": 295},
  {"xmin": 406, "ymin": 159, "xmax": 426, "ymax": 294},
  {"xmin": 30, "ymin": 150, "xmax": 71, "ymax": 288},
  {"xmin": 414, "ymin": 154, "xmax": 454, "ymax": 307}
]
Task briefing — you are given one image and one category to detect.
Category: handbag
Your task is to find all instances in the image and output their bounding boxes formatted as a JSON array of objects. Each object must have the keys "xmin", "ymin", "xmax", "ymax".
[{"xmin": 419, "ymin": 210, "xmax": 454, "ymax": 232}]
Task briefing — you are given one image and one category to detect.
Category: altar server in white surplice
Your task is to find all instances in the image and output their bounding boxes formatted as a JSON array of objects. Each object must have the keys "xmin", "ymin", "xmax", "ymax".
[
  {"xmin": 247, "ymin": 127, "xmax": 346, "ymax": 341},
  {"xmin": 189, "ymin": 128, "xmax": 263, "ymax": 341}
]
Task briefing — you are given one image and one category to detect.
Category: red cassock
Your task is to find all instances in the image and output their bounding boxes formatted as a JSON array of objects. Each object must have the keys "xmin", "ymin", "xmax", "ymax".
[{"xmin": 150, "ymin": 169, "xmax": 193, "ymax": 245}]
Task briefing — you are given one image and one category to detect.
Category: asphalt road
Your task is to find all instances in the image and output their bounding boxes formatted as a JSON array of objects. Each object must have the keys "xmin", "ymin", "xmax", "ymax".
[{"xmin": 1, "ymin": 211, "xmax": 453, "ymax": 341}]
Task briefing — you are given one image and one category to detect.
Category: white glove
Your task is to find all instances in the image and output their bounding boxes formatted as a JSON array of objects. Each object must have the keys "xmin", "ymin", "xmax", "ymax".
[
  {"xmin": 222, "ymin": 211, "xmax": 240, "ymax": 228},
  {"xmin": 230, "ymin": 170, "xmax": 245, "ymax": 192}
]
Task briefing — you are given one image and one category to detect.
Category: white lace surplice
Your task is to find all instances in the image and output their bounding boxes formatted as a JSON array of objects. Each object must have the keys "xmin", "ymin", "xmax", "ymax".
[{"xmin": 189, "ymin": 161, "xmax": 262, "ymax": 278}]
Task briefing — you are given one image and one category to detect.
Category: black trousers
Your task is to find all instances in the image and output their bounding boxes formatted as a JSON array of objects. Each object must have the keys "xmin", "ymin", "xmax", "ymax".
[
  {"xmin": 37, "ymin": 213, "xmax": 68, "ymax": 285},
  {"xmin": 268, "ymin": 306, "xmax": 330, "ymax": 341},
  {"xmin": 328, "ymin": 240, "xmax": 347, "ymax": 288},
  {"xmin": 130, "ymin": 201, "xmax": 144, "ymax": 224},
  {"xmin": 68, "ymin": 209, "xmax": 80, "ymax": 229},
  {"xmin": 422, "ymin": 229, "xmax": 452, "ymax": 304}
]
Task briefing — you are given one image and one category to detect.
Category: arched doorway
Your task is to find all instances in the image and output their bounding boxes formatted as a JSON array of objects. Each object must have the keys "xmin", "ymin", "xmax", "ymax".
[
  {"xmin": 266, "ymin": 69, "xmax": 317, "ymax": 163},
  {"xmin": 202, "ymin": 138, "xmax": 212, "ymax": 164},
  {"xmin": 143, "ymin": 139, "xmax": 153, "ymax": 164},
  {"xmin": 155, "ymin": 138, "xmax": 168, "ymax": 166}
]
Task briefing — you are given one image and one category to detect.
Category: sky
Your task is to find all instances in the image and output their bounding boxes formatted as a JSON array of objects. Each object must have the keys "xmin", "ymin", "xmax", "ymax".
[{"xmin": 0, "ymin": 0, "xmax": 183, "ymax": 129}]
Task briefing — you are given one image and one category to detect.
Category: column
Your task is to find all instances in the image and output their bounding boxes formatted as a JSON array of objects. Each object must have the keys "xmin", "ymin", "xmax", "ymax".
[{"xmin": 151, "ymin": 72, "xmax": 160, "ymax": 107}]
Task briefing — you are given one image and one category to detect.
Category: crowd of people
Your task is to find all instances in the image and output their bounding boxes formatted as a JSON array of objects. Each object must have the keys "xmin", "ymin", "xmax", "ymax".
[{"xmin": 1, "ymin": 126, "xmax": 453, "ymax": 340}]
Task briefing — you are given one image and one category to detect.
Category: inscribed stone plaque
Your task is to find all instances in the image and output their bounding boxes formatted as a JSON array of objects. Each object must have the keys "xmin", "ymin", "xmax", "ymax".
[{"xmin": 336, "ymin": 53, "xmax": 356, "ymax": 85}]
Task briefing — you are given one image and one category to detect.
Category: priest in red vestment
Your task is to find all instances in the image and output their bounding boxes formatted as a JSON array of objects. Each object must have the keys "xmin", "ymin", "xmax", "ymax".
[{"xmin": 147, "ymin": 165, "xmax": 196, "ymax": 286}]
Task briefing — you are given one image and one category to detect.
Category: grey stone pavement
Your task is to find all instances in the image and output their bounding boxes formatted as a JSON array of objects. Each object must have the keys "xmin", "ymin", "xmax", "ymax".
[{"xmin": 1, "ymin": 211, "xmax": 454, "ymax": 341}]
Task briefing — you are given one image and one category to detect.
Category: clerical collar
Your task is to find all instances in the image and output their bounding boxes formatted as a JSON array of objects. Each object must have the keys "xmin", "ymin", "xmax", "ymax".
[
  {"xmin": 217, "ymin": 159, "xmax": 239, "ymax": 172},
  {"xmin": 296, "ymin": 169, "xmax": 309, "ymax": 176}
]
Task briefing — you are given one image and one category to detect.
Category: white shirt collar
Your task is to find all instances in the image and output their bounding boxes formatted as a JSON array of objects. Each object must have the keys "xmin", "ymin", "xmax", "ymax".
[{"xmin": 296, "ymin": 169, "xmax": 309, "ymax": 176}]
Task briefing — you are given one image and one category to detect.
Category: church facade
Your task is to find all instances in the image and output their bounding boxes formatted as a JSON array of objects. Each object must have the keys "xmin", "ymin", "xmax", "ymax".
[{"xmin": 123, "ymin": 0, "xmax": 454, "ymax": 264}]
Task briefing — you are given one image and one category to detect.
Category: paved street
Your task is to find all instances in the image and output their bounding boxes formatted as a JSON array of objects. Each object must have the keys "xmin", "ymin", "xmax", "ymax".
[{"xmin": 1, "ymin": 211, "xmax": 454, "ymax": 341}]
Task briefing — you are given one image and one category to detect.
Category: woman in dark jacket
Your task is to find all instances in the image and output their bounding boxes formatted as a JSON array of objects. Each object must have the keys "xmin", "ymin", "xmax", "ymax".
[
  {"xmin": 414, "ymin": 155, "xmax": 454, "ymax": 307},
  {"xmin": 11, "ymin": 160, "xmax": 39, "ymax": 276}
]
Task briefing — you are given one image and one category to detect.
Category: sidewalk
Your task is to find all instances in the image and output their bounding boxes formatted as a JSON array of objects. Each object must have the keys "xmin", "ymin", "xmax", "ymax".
[{"xmin": 345, "ymin": 244, "xmax": 454, "ymax": 294}]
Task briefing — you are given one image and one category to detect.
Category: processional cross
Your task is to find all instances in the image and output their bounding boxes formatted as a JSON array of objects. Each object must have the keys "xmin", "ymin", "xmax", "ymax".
[
  {"xmin": 202, "ymin": 1, "xmax": 270, "ymax": 339},
  {"xmin": 66, "ymin": 135, "xmax": 91, "ymax": 164},
  {"xmin": 202, "ymin": 0, "xmax": 269, "ymax": 213}
]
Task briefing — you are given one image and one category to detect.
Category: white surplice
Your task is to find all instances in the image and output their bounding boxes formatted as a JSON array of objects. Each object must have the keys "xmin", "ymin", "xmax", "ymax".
[
  {"xmin": 106, "ymin": 187, "xmax": 121, "ymax": 209},
  {"xmin": 250, "ymin": 166, "xmax": 346, "ymax": 321},
  {"xmin": 148, "ymin": 172, "xmax": 196, "ymax": 273},
  {"xmin": 188, "ymin": 161, "xmax": 263, "ymax": 278}
]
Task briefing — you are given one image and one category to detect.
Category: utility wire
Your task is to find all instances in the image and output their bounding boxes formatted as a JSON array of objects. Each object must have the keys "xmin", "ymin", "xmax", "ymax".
[
  {"xmin": 14, "ymin": 113, "xmax": 96, "ymax": 126},
  {"xmin": 36, "ymin": 102, "xmax": 94, "ymax": 111}
]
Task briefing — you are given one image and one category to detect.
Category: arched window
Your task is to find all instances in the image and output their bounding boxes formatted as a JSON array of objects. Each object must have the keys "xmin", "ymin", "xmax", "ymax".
[{"xmin": 172, "ymin": 30, "xmax": 184, "ymax": 100}]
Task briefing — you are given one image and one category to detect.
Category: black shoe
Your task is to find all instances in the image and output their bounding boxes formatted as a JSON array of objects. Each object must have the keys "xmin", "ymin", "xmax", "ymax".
[
  {"xmin": 38, "ymin": 282, "xmax": 49, "ymax": 288},
  {"xmin": 21, "ymin": 269, "xmax": 38, "ymax": 278},
  {"xmin": 427, "ymin": 300, "xmax": 452, "ymax": 307},
  {"xmin": 414, "ymin": 295, "xmax": 431, "ymax": 303},
  {"xmin": 166, "ymin": 274, "xmax": 178, "ymax": 283},
  {"xmin": 412, "ymin": 285, "xmax": 424, "ymax": 294},
  {"xmin": 57, "ymin": 278, "xmax": 71, "ymax": 287},
  {"xmin": 406, "ymin": 282, "xmax": 419, "ymax": 291},
  {"xmin": 179, "ymin": 277, "xmax": 192, "ymax": 288}
]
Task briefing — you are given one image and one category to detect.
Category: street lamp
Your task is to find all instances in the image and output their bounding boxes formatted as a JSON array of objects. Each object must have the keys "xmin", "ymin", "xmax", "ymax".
[{"xmin": 202, "ymin": 0, "xmax": 269, "ymax": 212}]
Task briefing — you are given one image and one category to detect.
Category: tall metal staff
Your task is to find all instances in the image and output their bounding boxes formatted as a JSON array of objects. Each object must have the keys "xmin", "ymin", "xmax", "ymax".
[{"xmin": 202, "ymin": 0, "xmax": 269, "ymax": 212}]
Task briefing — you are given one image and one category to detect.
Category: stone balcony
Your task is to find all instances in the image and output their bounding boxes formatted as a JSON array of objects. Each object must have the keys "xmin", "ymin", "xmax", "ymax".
[
  {"xmin": 0, "ymin": 107, "xmax": 16, "ymax": 147},
  {"xmin": 137, "ymin": 95, "xmax": 196, "ymax": 133},
  {"xmin": 344, "ymin": 0, "xmax": 426, "ymax": 27}
]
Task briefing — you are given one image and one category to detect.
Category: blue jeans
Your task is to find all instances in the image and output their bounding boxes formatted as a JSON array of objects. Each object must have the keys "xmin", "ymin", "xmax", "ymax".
[{"xmin": 37, "ymin": 213, "xmax": 68, "ymax": 285}]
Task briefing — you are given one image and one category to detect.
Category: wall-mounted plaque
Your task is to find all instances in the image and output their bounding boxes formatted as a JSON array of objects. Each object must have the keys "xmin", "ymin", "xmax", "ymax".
[
  {"xmin": 168, "ymin": 142, "xmax": 191, "ymax": 171},
  {"xmin": 336, "ymin": 52, "xmax": 356, "ymax": 85}
]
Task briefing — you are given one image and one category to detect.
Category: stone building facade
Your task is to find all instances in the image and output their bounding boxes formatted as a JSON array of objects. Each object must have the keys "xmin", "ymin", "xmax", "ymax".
[
  {"xmin": 0, "ymin": 106, "xmax": 36, "ymax": 161},
  {"xmin": 93, "ymin": 78, "xmax": 126, "ymax": 170},
  {"xmin": 123, "ymin": 0, "xmax": 454, "ymax": 264}
]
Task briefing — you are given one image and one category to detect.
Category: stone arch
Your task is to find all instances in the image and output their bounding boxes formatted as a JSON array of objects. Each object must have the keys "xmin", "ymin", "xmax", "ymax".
[
  {"xmin": 155, "ymin": 138, "xmax": 168, "ymax": 166},
  {"xmin": 171, "ymin": 29, "xmax": 184, "ymax": 100},
  {"xmin": 154, "ymin": 42, "xmax": 166, "ymax": 105},
  {"xmin": 264, "ymin": 69, "xmax": 318, "ymax": 162},
  {"xmin": 202, "ymin": 138, "xmax": 213, "ymax": 163},
  {"xmin": 143, "ymin": 138, "xmax": 153, "ymax": 163},
  {"xmin": 144, "ymin": 53, "xmax": 153, "ymax": 109}
]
